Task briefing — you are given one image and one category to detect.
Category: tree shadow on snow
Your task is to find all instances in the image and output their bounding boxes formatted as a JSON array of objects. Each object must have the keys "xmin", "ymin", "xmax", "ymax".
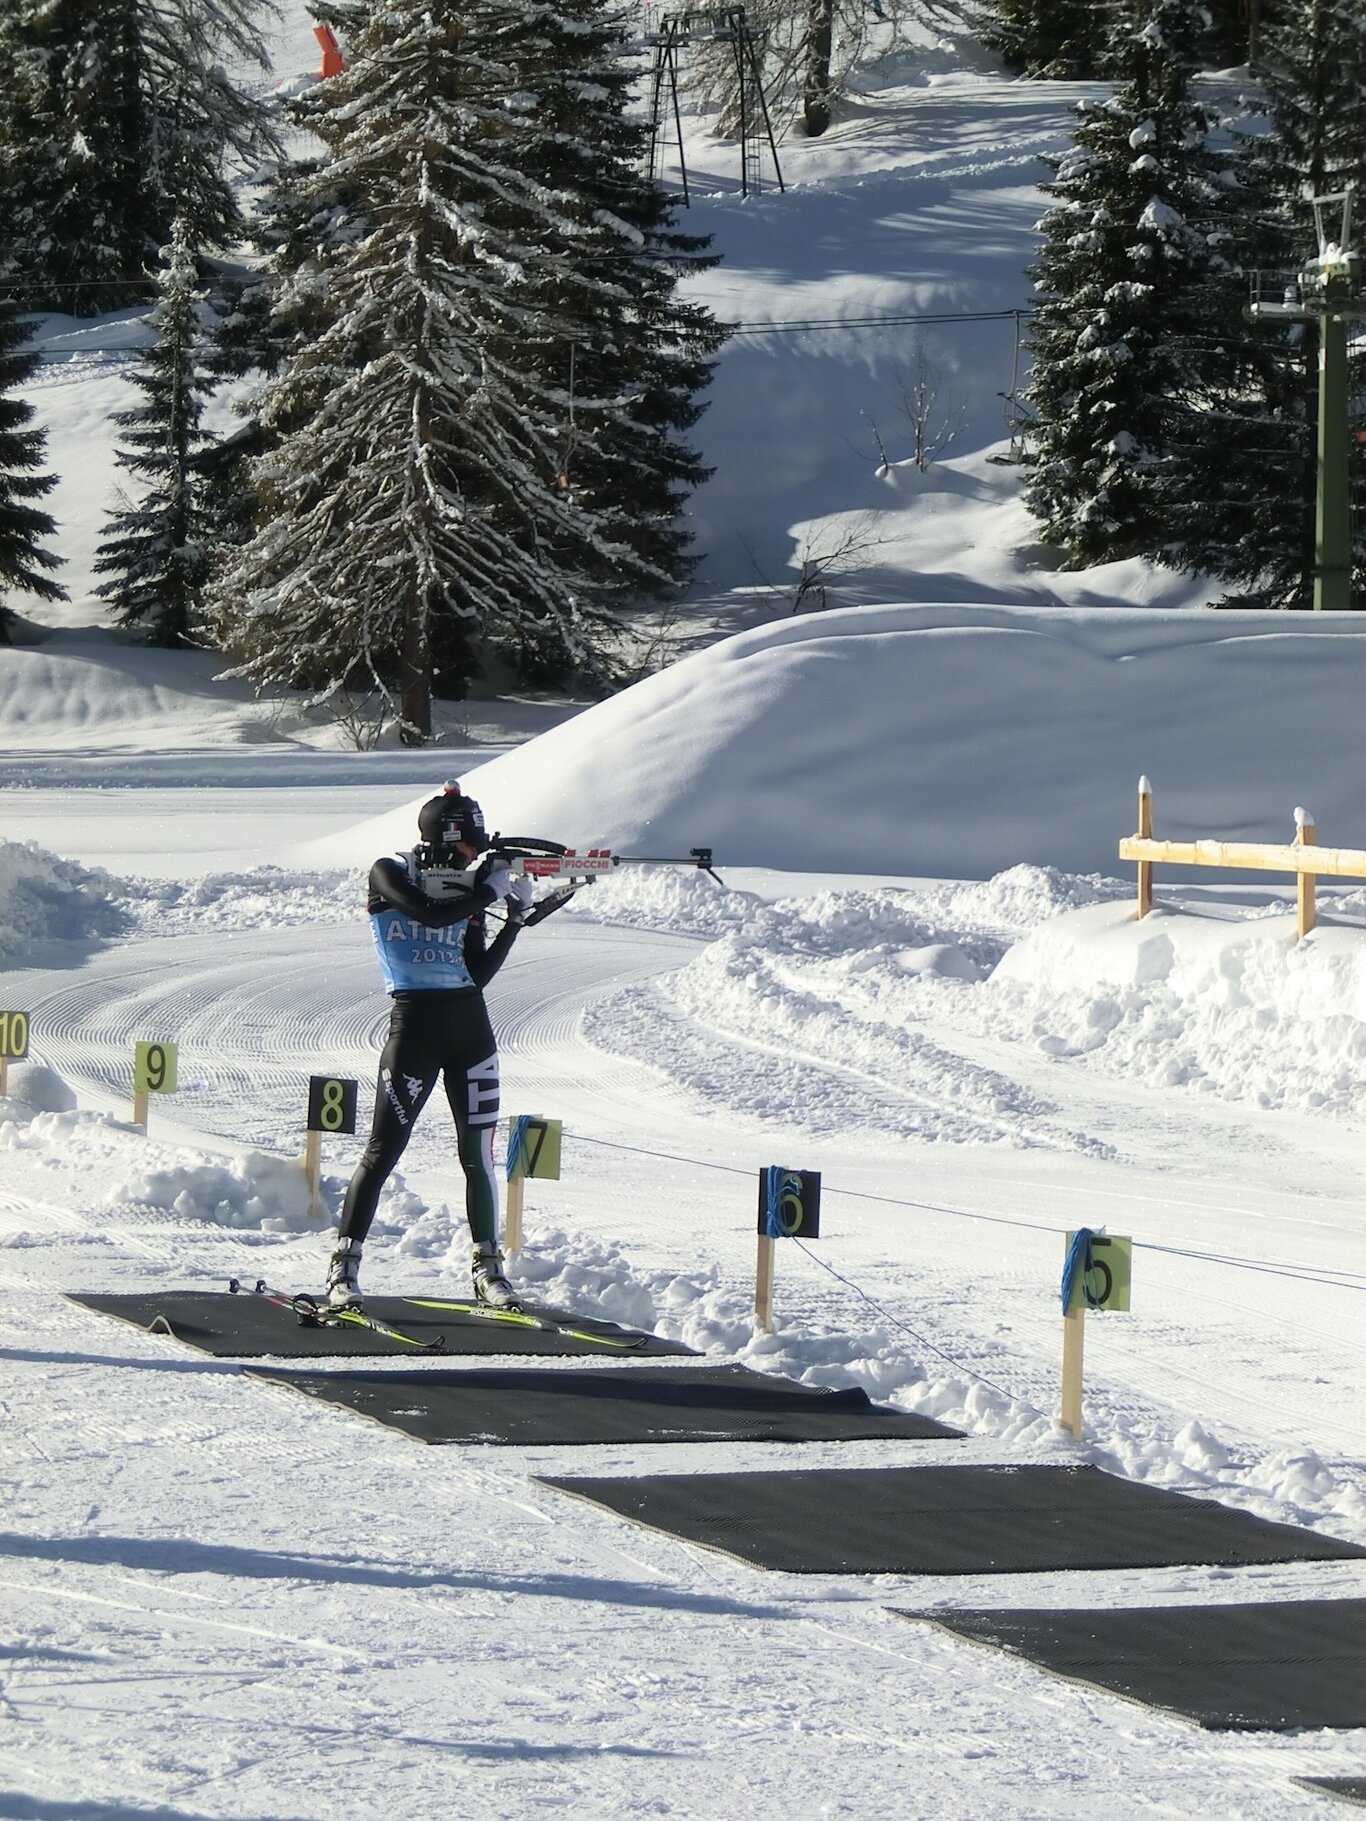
[
  {"xmin": 0, "ymin": 1796, "xmax": 308, "ymax": 1821},
  {"xmin": 0, "ymin": 1531, "xmax": 796, "ymax": 1624}
]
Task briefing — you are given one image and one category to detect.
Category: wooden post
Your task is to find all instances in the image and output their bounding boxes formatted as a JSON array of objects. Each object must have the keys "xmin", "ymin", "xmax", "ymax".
[
  {"xmin": 304, "ymin": 1129, "xmax": 324, "ymax": 1218},
  {"xmin": 505, "ymin": 1175, "xmax": 525, "ymax": 1256},
  {"xmin": 1295, "ymin": 807, "xmax": 1317, "ymax": 939},
  {"xmin": 1060, "ymin": 1306, "xmax": 1085, "ymax": 1438},
  {"xmin": 755, "ymin": 1233, "xmax": 776, "ymax": 1332},
  {"xmin": 1135, "ymin": 776, "xmax": 1153, "ymax": 919},
  {"xmin": 132, "ymin": 1089, "xmax": 149, "ymax": 1129}
]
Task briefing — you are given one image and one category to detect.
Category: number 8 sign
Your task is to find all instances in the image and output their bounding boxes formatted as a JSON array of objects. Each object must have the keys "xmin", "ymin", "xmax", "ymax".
[{"xmin": 307, "ymin": 1076, "xmax": 357, "ymax": 1135}]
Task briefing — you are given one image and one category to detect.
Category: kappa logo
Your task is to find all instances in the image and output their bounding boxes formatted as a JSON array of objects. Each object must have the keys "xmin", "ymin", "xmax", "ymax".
[{"xmin": 404, "ymin": 1075, "xmax": 425, "ymax": 1101}]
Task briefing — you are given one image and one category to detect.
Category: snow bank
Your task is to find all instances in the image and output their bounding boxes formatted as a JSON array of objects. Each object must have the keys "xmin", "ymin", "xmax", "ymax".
[
  {"xmin": 308, "ymin": 603, "xmax": 1366, "ymax": 879},
  {"xmin": 1, "ymin": 1062, "xmax": 78, "ymax": 1115},
  {"xmin": 0, "ymin": 840, "xmax": 132, "ymax": 962},
  {"xmin": 582, "ymin": 865, "xmax": 1366, "ymax": 1132},
  {"xmin": 128, "ymin": 866, "xmax": 360, "ymax": 933},
  {"xmin": 578, "ymin": 865, "xmax": 1110, "ymax": 1147},
  {"xmin": 0, "ymin": 843, "xmax": 359, "ymax": 964},
  {"xmin": 0, "ymin": 632, "xmax": 296, "ymax": 748},
  {"xmin": 987, "ymin": 897, "xmax": 1366, "ymax": 1115}
]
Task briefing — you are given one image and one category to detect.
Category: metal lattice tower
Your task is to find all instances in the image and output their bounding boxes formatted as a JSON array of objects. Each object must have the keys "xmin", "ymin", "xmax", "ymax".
[
  {"xmin": 642, "ymin": 6, "xmax": 784, "ymax": 206},
  {"xmin": 1249, "ymin": 188, "xmax": 1366, "ymax": 610}
]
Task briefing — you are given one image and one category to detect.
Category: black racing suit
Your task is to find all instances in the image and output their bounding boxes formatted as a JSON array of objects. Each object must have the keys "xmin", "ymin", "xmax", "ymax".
[{"xmin": 338, "ymin": 856, "xmax": 521, "ymax": 1250}]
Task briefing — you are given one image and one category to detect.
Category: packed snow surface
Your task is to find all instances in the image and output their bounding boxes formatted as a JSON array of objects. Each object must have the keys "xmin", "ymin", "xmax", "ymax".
[
  {"xmin": 4, "ymin": 828, "xmax": 1365, "ymax": 1817},
  {"xmin": 3, "ymin": 14, "xmax": 1366, "ymax": 1821}
]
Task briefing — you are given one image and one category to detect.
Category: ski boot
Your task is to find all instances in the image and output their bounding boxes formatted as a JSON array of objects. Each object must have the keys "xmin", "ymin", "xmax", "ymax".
[
  {"xmin": 324, "ymin": 1239, "xmax": 364, "ymax": 1311},
  {"xmin": 472, "ymin": 1244, "xmax": 521, "ymax": 1311}
]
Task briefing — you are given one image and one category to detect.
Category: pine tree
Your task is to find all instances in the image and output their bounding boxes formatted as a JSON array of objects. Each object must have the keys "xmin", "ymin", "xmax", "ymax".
[
  {"xmin": 0, "ymin": 302, "xmax": 68, "ymax": 641},
  {"xmin": 493, "ymin": 0, "xmax": 725, "ymax": 653},
  {"xmin": 980, "ymin": 0, "xmax": 1107, "ymax": 79},
  {"xmin": 211, "ymin": 0, "xmax": 721, "ymax": 739},
  {"xmin": 0, "ymin": 0, "xmax": 280, "ymax": 314},
  {"xmin": 93, "ymin": 217, "xmax": 210, "ymax": 645},
  {"xmin": 0, "ymin": 0, "xmax": 154, "ymax": 315},
  {"xmin": 1172, "ymin": 0, "xmax": 1366, "ymax": 605},
  {"xmin": 1024, "ymin": 0, "xmax": 1256, "ymax": 567},
  {"xmin": 139, "ymin": 0, "xmax": 283, "ymax": 252}
]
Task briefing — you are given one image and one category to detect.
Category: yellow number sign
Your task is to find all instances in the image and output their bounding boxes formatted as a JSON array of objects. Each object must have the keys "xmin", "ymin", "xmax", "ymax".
[
  {"xmin": 507, "ymin": 1116, "xmax": 562, "ymax": 1181},
  {"xmin": 134, "ymin": 1042, "xmax": 179, "ymax": 1095},
  {"xmin": 1064, "ymin": 1231, "xmax": 1132, "ymax": 1312},
  {"xmin": 0, "ymin": 1012, "xmax": 30, "ymax": 1060}
]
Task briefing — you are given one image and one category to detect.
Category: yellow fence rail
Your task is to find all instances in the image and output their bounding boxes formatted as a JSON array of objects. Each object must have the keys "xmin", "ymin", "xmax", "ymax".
[{"xmin": 1118, "ymin": 777, "xmax": 1366, "ymax": 938}]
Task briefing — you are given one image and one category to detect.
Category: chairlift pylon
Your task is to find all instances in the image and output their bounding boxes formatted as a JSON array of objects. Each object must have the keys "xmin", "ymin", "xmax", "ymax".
[{"xmin": 645, "ymin": 5, "xmax": 784, "ymax": 205}]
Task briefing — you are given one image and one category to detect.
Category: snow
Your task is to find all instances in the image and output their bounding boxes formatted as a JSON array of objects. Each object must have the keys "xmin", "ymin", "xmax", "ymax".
[
  {"xmin": 311, "ymin": 600, "xmax": 1366, "ymax": 879},
  {"xmin": 2, "ymin": 14, "xmax": 1365, "ymax": 1821}
]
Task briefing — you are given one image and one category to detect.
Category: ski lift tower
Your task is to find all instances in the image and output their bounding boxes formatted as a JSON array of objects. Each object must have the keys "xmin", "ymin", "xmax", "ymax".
[
  {"xmin": 1249, "ymin": 188, "xmax": 1366, "ymax": 610},
  {"xmin": 643, "ymin": 6, "xmax": 784, "ymax": 207}
]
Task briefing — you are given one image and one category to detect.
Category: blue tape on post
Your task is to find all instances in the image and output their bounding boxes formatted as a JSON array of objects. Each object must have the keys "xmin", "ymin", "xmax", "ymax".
[
  {"xmin": 1061, "ymin": 1227, "xmax": 1107, "ymax": 1312},
  {"xmin": 763, "ymin": 1165, "xmax": 786, "ymax": 1238},
  {"xmin": 506, "ymin": 1114, "xmax": 530, "ymax": 1182}
]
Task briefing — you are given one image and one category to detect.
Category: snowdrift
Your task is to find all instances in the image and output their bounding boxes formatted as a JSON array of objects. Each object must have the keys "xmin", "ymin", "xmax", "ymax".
[
  {"xmin": 309, "ymin": 602, "xmax": 1366, "ymax": 878},
  {"xmin": 0, "ymin": 840, "xmax": 133, "ymax": 962}
]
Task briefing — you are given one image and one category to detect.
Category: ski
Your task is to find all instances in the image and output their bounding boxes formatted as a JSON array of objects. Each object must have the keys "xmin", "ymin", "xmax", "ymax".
[
  {"xmin": 227, "ymin": 1277, "xmax": 445, "ymax": 1353},
  {"xmin": 404, "ymin": 1297, "xmax": 648, "ymax": 1352}
]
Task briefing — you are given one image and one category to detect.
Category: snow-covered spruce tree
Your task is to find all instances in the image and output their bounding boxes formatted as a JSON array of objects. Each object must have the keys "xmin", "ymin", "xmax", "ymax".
[
  {"xmin": 1025, "ymin": 0, "xmax": 1262, "ymax": 568},
  {"xmin": 1255, "ymin": 0, "xmax": 1366, "ymax": 199},
  {"xmin": 139, "ymin": 0, "xmax": 283, "ymax": 253},
  {"xmin": 0, "ymin": 302, "xmax": 68, "ymax": 641},
  {"xmin": 0, "ymin": 0, "xmax": 279, "ymax": 314},
  {"xmin": 211, "ymin": 1, "xmax": 679, "ymax": 740},
  {"xmin": 979, "ymin": 0, "xmax": 1107, "ymax": 79},
  {"xmin": 196, "ymin": 68, "xmax": 376, "ymax": 587},
  {"xmin": 93, "ymin": 217, "xmax": 211, "ymax": 646},
  {"xmin": 0, "ymin": 0, "xmax": 155, "ymax": 315},
  {"xmin": 492, "ymin": 0, "xmax": 725, "ymax": 659}
]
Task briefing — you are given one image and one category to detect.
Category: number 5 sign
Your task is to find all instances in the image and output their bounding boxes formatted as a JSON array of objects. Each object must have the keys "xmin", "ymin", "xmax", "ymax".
[{"xmin": 133, "ymin": 1041, "xmax": 178, "ymax": 1129}]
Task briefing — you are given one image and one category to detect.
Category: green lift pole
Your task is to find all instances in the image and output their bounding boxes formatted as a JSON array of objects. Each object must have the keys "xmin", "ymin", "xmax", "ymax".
[
  {"xmin": 1250, "ymin": 188, "xmax": 1365, "ymax": 611},
  {"xmin": 1314, "ymin": 292, "xmax": 1352, "ymax": 611}
]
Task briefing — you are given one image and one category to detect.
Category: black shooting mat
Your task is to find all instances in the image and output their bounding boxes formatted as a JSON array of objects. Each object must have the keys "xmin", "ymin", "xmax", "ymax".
[
  {"xmin": 243, "ymin": 1362, "xmax": 964, "ymax": 1446},
  {"xmin": 895, "ymin": 1600, "xmax": 1366, "ymax": 1733},
  {"xmin": 536, "ymin": 1464, "xmax": 1366, "ymax": 1575},
  {"xmin": 1292, "ymin": 1779, "xmax": 1366, "ymax": 1807},
  {"xmin": 65, "ymin": 1290, "xmax": 691, "ymax": 1360}
]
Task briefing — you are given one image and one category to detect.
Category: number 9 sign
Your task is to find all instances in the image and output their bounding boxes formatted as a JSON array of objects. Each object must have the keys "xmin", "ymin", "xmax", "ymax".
[{"xmin": 134, "ymin": 1041, "xmax": 178, "ymax": 1095}]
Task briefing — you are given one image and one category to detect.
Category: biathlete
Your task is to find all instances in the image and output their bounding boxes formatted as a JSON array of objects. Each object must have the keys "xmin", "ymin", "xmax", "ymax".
[{"xmin": 325, "ymin": 782, "xmax": 545, "ymax": 1312}]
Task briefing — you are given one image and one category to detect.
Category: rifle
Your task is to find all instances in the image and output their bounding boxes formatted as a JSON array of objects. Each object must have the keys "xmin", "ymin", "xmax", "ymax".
[
  {"xmin": 412, "ymin": 836, "xmax": 722, "ymax": 923},
  {"xmin": 489, "ymin": 837, "xmax": 724, "ymax": 924}
]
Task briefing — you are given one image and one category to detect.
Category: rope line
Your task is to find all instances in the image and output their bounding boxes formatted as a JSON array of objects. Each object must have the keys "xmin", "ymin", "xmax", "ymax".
[
  {"xmin": 563, "ymin": 1130, "xmax": 1365, "ymax": 1292},
  {"xmin": 788, "ymin": 1235, "xmax": 1044, "ymax": 1410}
]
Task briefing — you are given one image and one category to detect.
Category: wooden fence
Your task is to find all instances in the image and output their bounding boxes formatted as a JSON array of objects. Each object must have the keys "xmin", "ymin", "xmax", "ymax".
[{"xmin": 1118, "ymin": 777, "xmax": 1366, "ymax": 938}]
